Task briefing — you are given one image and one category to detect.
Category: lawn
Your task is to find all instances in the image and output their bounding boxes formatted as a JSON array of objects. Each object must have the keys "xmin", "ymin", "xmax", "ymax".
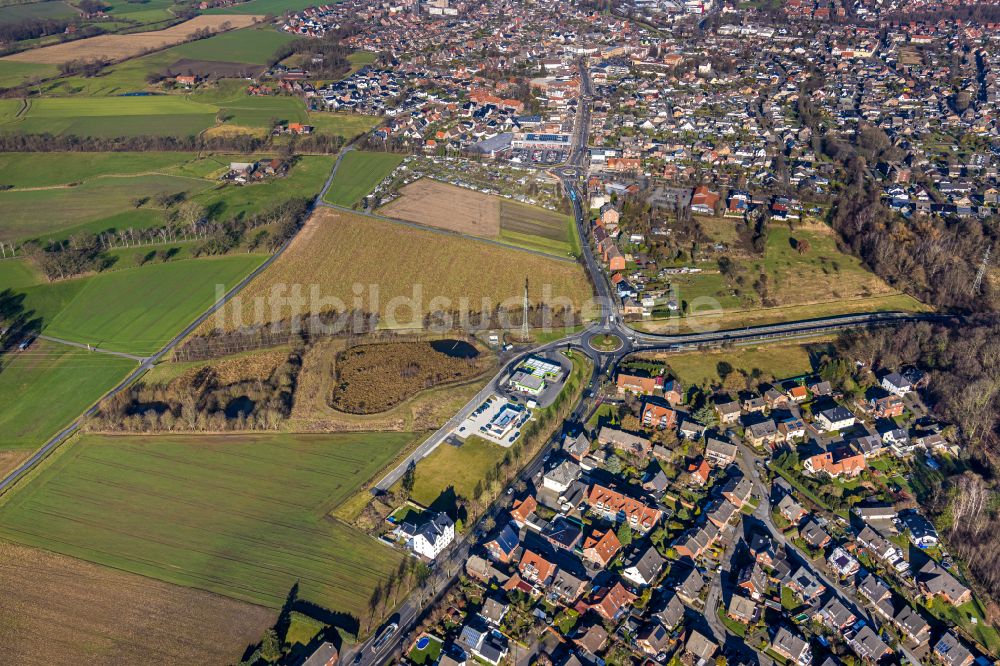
[
  {"xmin": 0, "ymin": 339, "xmax": 135, "ymax": 451},
  {"xmin": 23, "ymin": 254, "xmax": 266, "ymax": 355},
  {"xmin": 0, "ymin": 432, "xmax": 416, "ymax": 625},
  {"xmin": 662, "ymin": 339, "xmax": 834, "ymax": 387},
  {"xmin": 324, "ymin": 150, "xmax": 404, "ymax": 207},
  {"xmin": 205, "ymin": 209, "xmax": 595, "ymax": 332},
  {"xmin": 409, "ymin": 436, "xmax": 507, "ymax": 508}
]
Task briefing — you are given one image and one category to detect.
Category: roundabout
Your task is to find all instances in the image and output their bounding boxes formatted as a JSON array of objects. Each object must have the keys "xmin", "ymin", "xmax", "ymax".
[{"xmin": 588, "ymin": 333, "xmax": 623, "ymax": 353}]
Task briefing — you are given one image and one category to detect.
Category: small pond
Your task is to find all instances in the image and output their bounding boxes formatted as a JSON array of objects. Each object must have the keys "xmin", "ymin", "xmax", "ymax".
[{"xmin": 430, "ymin": 339, "xmax": 479, "ymax": 359}]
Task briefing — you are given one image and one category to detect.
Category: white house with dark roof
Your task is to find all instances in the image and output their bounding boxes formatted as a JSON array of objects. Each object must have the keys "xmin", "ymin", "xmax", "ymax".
[{"xmin": 397, "ymin": 511, "xmax": 455, "ymax": 560}]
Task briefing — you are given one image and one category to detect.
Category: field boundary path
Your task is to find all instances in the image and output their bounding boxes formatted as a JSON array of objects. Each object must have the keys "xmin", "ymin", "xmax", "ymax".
[{"xmin": 39, "ymin": 335, "xmax": 148, "ymax": 362}]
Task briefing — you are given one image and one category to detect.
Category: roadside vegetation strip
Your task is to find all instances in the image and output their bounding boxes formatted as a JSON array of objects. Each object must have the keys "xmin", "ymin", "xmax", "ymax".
[
  {"xmin": 22, "ymin": 255, "xmax": 267, "ymax": 356},
  {"xmin": 323, "ymin": 150, "xmax": 405, "ymax": 207},
  {"xmin": 0, "ymin": 340, "xmax": 136, "ymax": 452},
  {"xmin": 204, "ymin": 209, "xmax": 594, "ymax": 333},
  {"xmin": 0, "ymin": 432, "xmax": 413, "ymax": 620}
]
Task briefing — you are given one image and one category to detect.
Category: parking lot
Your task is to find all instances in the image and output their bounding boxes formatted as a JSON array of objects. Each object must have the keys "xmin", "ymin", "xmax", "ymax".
[{"xmin": 454, "ymin": 395, "xmax": 531, "ymax": 447}]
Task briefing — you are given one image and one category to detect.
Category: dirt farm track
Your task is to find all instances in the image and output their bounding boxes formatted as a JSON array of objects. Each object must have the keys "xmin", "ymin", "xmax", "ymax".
[{"xmin": 3, "ymin": 15, "xmax": 262, "ymax": 65}]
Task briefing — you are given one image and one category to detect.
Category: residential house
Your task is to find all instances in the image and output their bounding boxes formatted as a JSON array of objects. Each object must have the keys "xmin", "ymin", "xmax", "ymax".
[
  {"xmin": 598, "ymin": 427, "xmax": 652, "ymax": 459},
  {"xmin": 653, "ymin": 593, "xmax": 685, "ymax": 629},
  {"xmin": 771, "ymin": 627, "xmax": 812, "ymax": 666},
  {"xmin": 917, "ymin": 560, "xmax": 971, "ymax": 605},
  {"xmin": 550, "ymin": 567, "xmax": 589, "ymax": 604},
  {"xmin": 302, "ymin": 642, "xmax": 339, "ymax": 666},
  {"xmin": 779, "ymin": 418, "xmax": 806, "ymax": 442},
  {"xmin": 541, "ymin": 516, "xmax": 582, "ymax": 552},
  {"xmin": 636, "ymin": 621, "xmax": 672, "ymax": 656},
  {"xmin": 675, "ymin": 524, "xmax": 719, "ymax": 561},
  {"xmin": 858, "ymin": 573, "xmax": 892, "ymax": 605},
  {"xmin": 705, "ymin": 438, "xmax": 738, "ymax": 466},
  {"xmin": 518, "ymin": 549, "xmax": 556, "ymax": 587},
  {"xmin": 871, "ymin": 394, "xmax": 905, "ymax": 419},
  {"xmin": 663, "ymin": 379, "xmax": 683, "ymax": 405},
  {"xmin": 727, "ymin": 595, "xmax": 759, "ymax": 625},
  {"xmin": 689, "ymin": 459, "xmax": 711, "ymax": 486},
  {"xmin": 746, "ymin": 420, "xmax": 779, "ymax": 447},
  {"xmin": 622, "ymin": 545, "xmax": 667, "ymax": 587},
  {"xmin": 675, "ymin": 566, "xmax": 706, "ymax": 603},
  {"xmin": 715, "ymin": 401, "xmax": 742, "ymax": 425},
  {"xmin": 586, "ymin": 484, "xmax": 662, "ymax": 533},
  {"xmin": 582, "ymin": 528, "xmax": 622, "ymax": 567},
  {"xmin": 777, "ymin": 494, "xmax": 807, "ymax": 523},
  {"xmin": 484, "ymin": 523, "xmax": 520, "ymax": 563},
  {"xmin": 479, "ymin": 597, "xmax": 508, "ymax": 627},
  {"xmin": 642, "ymin": 402, "xmax": 677, "ymax": 430},
  {"xmin": 721, "ymin": 476, "xmax": 753, "ymax": 508},
  {"xmin": 738, "ymin": 561, "xmax": 769, "ymax": 600},
  {"xmin": 679, "ymin": 419, "xmax": 706, "ymax": 440},
  {"xmin": 685, "ymin": 630, "xmax": 717, "ymax": 663},
  {"xmin": 563, "ymin": 433, "xmax": 590, "ymax": 461},
  {"xmin": 458, "ymin": 624, "xmax": 508, "ymax": 666},
  {"xmin": 510, "ymin": 495, "xmax": 538, "ymax": 528},
  {"xmin": 827, "ymin": 546, "xmax": 861, "ymax": 577},
  {"xmin": 815, "ymin": 406, "xmax": 857, "ymax": 432},
  {"xmin": 617, "ymin": 372, "xmax": 659, "ymax": 395},
  {"xmin": 591, "ymin": 581, "xmax": 636, "ymax": 621},
  {"xmin": 881, "ymin": 372, "xmax": 912, "ymax": 397},
  {"xmin": 818, "ymin": 596, "xmax": 856, "ymax": 630},
  {"xmin": 847, "ymin": 625, "xmax": 891, "ymax": 663},
  {"xmin": 543, "ymin": 460, "xmax": 581, "ymax": 494},
  {"xmin": 786, "ymin": 566, "xmax": 826, "ymax": 602},
  {"xmin": 800, "ymin": 517, "xmax": 831, "ymax": 549},
  {"xmin": 397, "ymin": 512, "xmax": 455, "ymax": 560},
  {"xmin": 804, "ymin": 446, "xmax": 867, "ymax": 478},
  {"xmin": 934, "ymin": 632, "xmax": 974, "ymax": 666}
]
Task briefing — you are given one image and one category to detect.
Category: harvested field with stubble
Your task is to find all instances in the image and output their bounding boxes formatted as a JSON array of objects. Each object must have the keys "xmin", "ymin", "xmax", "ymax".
[
  {"xmin": 206, "ymin": 209, "xmax": 594, "ymax": 332},
  {"xmin": 0, "ymin": 541, "xmax": 273, "ymax": 666},
  {"xmin": 3, "ymin": 15, "xmax": 261, "ymax": 65},
  {"xmin": 379, "ymin": 178, "xmax": 501, "ymax": 237},
  {"xmin": 147, "ymin": 348, "xmax": 290, "ymax": 385}
]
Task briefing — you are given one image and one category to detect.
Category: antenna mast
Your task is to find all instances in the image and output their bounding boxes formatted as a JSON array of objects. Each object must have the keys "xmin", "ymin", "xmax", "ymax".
[
  {"xmin": 523, "ymin": 277, "xmax": 529, "ymax": 341},
  {"xmin": 972, "ymin": 245, "xmax": 991, "ymax": 296}
]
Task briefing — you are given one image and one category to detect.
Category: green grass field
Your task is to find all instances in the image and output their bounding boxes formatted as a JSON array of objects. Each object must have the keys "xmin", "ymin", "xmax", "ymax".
[
  {"xmin": 22, "ymin": 255, "xmax": 266, "ymax": 355},
  {"xmin": 0, "ymin": 258, "xmax": 42, "ymax": 289},
  {"xmin": 663, "ymin": 339, "xmax": 834, "ymax": 388},
  {"xmin": 498, "ymin": 200, "xmax": 580, "ymax": 257},
  {"xmin": 0, "ymin": 0, "xmax": 77, "ymax": 25},
  {"xmin": 0, "ymin": 151, "xmax": 199, "ymax": 188},
  {"xmin": 0, "ymin": 173, "xmax": 211, "ymax": 243},
  {"xmin": 0, "ymin": 340, "xmax": 135, "ymax": 451},
  {"xmin": 0, "ymin": 431, "xmax": 415, "ymax": 621},
  {"xmin": 0, "ymin": 96, "xmax": 219, "ymax": 137},
  {"xmin": 0, "ymin": 61, "xmax": 58, "ymax": 89},
  {"xmin": 204, "ymin": 0, "xmax": 321, "ymax": 13},
  {"xmin": 168, "ymin": 27, "xmax": 296, "ymax": 64},
  {"xmin": 0, "ymin": 152, "xmax": 332, "ymax": 243},
  {"xmin": 193, "ymin": 154, "xmax": 334, "ymax": 218},
  {"xmin": 409, "ymin": 436, "xmax": 506, "ymax": 508},
  {"xmin": 323, "ymin": 151, "xmax": 404, "ymax": 207}
]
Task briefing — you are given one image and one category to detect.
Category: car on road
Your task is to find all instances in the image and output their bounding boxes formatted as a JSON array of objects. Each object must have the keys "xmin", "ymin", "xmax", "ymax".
[
  {"xmin": 507, "ymin": 487, "xmax": 514, "ymax": 495},
  {"xmin": 371, "ymin": 621, "xmax": 398, "ymax": 652}
]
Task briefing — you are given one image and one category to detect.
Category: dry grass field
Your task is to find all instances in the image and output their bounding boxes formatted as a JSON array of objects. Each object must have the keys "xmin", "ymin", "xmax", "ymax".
[
  {"xmin": 148, "ymin": 348, "xmax": 289, "ymax": 385},
  {"xmin": 204, "ymin": 209, "xmax": 593, "ymax": 332},
  {"xmin": 290, "ymin": 338, "xmax": 493, "ymax": 432},
  {"xmin": 378, "ymin": 178, "xmax": 501, "ymax": 237},
  {"xmin": 4, "ymin": 15, "xmax": 261, "ymax": 65},
  {"xmin": 0, "ymin": 541, "xmax": 273, "ymax": 666}
]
